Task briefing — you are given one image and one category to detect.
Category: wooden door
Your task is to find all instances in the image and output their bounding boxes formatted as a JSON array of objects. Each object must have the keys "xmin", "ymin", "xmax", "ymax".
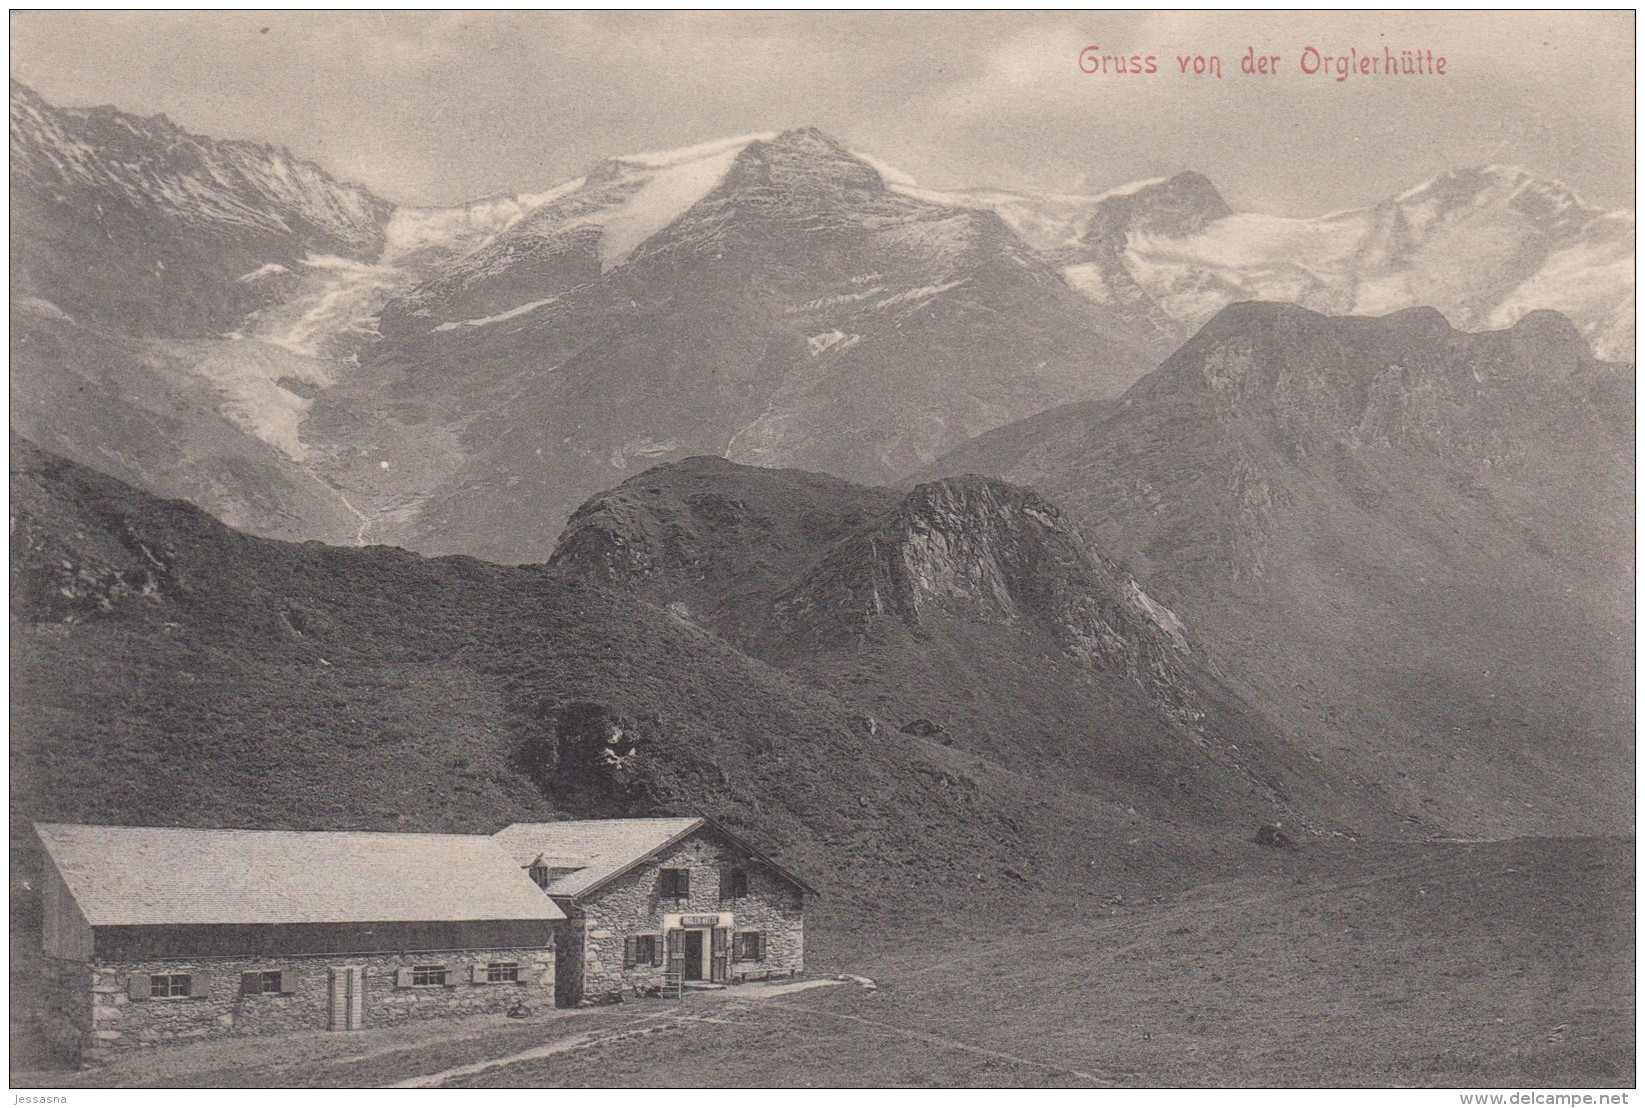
[
  {"xmin": 327, "ymin": 966, "xmax": 364, "ymax": 1031},
  {"xmin": 710, "ymin": 927, "xmax": 730, "ymax": 983},
  {"xmin": 666, "ymin": 928, "xmax": 685, "ymax": 980}
]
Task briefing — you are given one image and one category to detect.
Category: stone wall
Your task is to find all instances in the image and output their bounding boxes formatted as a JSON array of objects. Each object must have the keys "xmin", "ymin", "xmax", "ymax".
[
  {"xmin": 61, "ymin": 946, "xmax": 553, "ymax": 1059},
  {"xmin": 574, "ymin": 833, "xmax": 804, "ymax": 1002}
]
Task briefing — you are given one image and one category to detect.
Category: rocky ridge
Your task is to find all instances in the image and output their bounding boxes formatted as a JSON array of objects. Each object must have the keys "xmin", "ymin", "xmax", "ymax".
[{"xmin": 920, "ymin": 302, "xmax": 1635, "ymax": 838}]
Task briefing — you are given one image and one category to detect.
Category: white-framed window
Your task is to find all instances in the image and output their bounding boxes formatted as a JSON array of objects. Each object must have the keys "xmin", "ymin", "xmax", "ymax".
[
  {"xmin": 412, "ymin": 965, "xmax": 447, "ymax": 987},
  {"xmin": 487, "ymin": 962, "xmax": 519, "ymax": 983},
  {"xmin": 240, "ymin": 970, "xmax": 287, "ymax": 995},
  {"xmin": 151, "ymin": 973, "xmax": 192, "ymax": 997}
]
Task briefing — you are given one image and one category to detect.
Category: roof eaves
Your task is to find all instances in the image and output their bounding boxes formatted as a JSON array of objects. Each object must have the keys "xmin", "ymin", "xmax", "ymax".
[
  {"xmin": 561, "ymin": 817, "xmax": 818, "ymax": 901},
  {"xmin": 698, "ymin": 817, "xmax": 820, "ymax": 896}
]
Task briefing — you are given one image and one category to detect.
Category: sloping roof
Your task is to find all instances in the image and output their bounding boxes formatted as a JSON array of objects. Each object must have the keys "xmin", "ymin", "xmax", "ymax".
[
  {"xmin": 493, "ymin": 818, "xmax": 704, "ymax": 897},
  {"xmin": 34, "ymin": 823, "xmax": 566, "ymax": 927},
  {"xmin": 492, "ymin": 817, "xmax": 816, "ymax": 899}
]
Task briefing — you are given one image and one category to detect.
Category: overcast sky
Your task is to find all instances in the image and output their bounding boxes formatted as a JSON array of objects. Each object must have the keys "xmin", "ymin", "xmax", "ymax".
[{"xmin": 11, "ymin": 10, "xmax": 1635, "ymax": 216}]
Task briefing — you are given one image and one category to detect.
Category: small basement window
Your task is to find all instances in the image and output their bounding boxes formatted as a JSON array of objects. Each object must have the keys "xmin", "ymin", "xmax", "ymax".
[
  {"xmin": 720, "ymin": 867, "xmax": 748, "ymax": 900},
  {"xmin": 412, "ymin": 965, "xmax": 448, "ymax": 987},
  {"xmin": 659, "ymin": 868, "xmax": 690, "ymax": 898},
  {"xmin": 487, "ymin": 962, "xmax": 519, "ymax": 983},
  {"xmin": 151, "ymin": 973, "xmax": 192, "ymax": 998}
]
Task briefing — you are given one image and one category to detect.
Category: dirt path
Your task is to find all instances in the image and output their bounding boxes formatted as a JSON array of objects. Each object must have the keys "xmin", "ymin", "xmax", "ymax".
[
  {"xmin": 394, "ymin": 978, "xmax": 852, "ymax": 1088},
  {"xmin": 760, "ymin": 1000, "xmax": 1125, "ymax": 1086}
]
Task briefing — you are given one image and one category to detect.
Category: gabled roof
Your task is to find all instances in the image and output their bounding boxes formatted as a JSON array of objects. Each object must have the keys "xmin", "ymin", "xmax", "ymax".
[
  {"xmin": 34, "ymin": 823, "xmax": 566, "ymax": 927},
  {"xmin": 493, "ymin": 817, "xmax": 817, "ymax": 899}
]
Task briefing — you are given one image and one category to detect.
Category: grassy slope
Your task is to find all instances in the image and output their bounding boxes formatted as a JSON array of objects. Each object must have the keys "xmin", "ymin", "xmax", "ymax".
[{"xmin": 10, "ymin": 439, "xmax": 1271, "ymax": 930}]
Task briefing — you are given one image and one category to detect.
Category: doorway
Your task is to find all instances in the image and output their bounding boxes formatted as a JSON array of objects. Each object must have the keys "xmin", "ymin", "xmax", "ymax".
[
  {"xmin": 326, "ymin": 965, "xmax": 364, "ymax": 1031},
  {"xmin": 683, "ymin": 929, "xmax": 706, "ymax": 980}
]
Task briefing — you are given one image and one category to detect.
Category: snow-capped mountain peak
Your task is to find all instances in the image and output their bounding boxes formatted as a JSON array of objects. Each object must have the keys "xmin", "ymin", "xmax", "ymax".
[{"xmin": 10, "ymin": 79, "xmax": 388, "ymax": 254}]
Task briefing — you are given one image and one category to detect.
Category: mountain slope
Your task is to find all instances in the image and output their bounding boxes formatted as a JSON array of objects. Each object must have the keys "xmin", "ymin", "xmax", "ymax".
[
  {"xmin": 8, "ymin": 79, "xmax": 410, "ymax": 547},
  {"xmin": 11, "ymin": 437, "xmax": 1275, "ymax": 928},
  {"xmin": 11, "ymin": 78, "xmax": 1632, "ymax": 572},
  {"xmin": 898, "ymin": 170, "xmax": 1229, "ymax": 341},
  {"xmin": 908, "ymin": 166, "xmax": 1634, "ymax": 361},
  {"xmin": 9, "ymin": 79, "xmax": 392, "ymax": 338},
  {"xmin": 922, "ymin": 303, "xmax": 1635, "ymax": 838},
  {"xmin": 1130, "ymin": 168, "xmax": 1635, "ymax": 361},
  {"xmin": 548, "ymin": 458, "xmax": 1387, "ymax": 836},
  {"xmin": 312, "ymin": 128, "xmax": 1176, "ymax": 562}
]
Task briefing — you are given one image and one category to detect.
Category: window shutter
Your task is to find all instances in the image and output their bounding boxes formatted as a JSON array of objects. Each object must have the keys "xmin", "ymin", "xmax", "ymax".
[
  {"xmin": 756, "ymin": 932, "xmax": 765, "ymax": 962},
  {"xmin": 190, "ymin": 970, "xmax": 211, "ymax": 999},
  {"xmin": 719, "ymin": 868, "xmax": 731, "ymax": 900},
  {"xmin": 624, "ymin": 936, "xmax": 638, "ymax": 968},
  {"xmin": 395, "ymin": 967, "xmax": 413, "ymax": 989},
  {"xmin": 472, "ymin": 963, "xmax": 488, "ymax": 985},
  {"xmin": 128, "ymin": 973, "xmax": 151, "ymax": 1000},
  {"xmin": 275, "ymin": 970, "xmax": 289, "ymax": 994},
  {"xmin": 240, "ymin": 971, "xmax": 260, "ymax": 996},
  {"xmin": 651, "ymin": 934, "xmax": 664, "ymax": 966}
]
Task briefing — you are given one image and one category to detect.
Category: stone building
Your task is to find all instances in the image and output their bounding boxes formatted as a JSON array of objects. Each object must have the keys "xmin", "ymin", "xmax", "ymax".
[
  {"xmin": 493, "ymin": 818, "xmax": 814, "ymax": 1006},
  {"xmin": 34, "ymin": 823, "xmax": 564, "ymax": 1061}
]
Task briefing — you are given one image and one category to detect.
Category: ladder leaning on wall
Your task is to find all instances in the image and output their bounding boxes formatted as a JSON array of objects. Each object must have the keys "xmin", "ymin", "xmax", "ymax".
[{"xmin": 662, "ymin": 928, "xmax": 686, "ymax": 1000}]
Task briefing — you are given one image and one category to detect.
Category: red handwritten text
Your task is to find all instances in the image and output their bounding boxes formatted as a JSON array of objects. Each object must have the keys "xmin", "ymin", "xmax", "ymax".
[
  {"xmin": 1079, "ymin": 46, "xmax": 1157, "ymax": 74},
  {"xmin": 1300, "ymin": 45, "xmax": 1447, "ymax": 80}
]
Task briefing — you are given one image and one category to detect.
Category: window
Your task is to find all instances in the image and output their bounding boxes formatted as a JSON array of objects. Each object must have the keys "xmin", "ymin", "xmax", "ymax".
[
  {"xmin": 720, "ymin": 867, "xmax": 748, "ymax": 900},
  {"xmin": 241, "ymin": 970, "xmax": 285, "ymax": 995},
  {"xmin": 412, "ymin": 965, "xmax": 447, "ymax": 987},
  {"xmin": 528, "ymin": 864, "xmax": 550, "ymax": 889},
  {"xmin": 151, "ymin": 973, "xmax": 192, "ymax": 998},
  {"xmin": 487, "ymin": 962, "xmax": 519, "ymax": 984},
  {"xmin": 659, "ymin": 868, "xmax": 690, "ymax": 898},
  {"xmin": 733, "ymin": 931, "xmax": 765, "ymax": 962},
  {"xmin": 625, "ymin": 935, "xmax": 659, "ymax": 967}
]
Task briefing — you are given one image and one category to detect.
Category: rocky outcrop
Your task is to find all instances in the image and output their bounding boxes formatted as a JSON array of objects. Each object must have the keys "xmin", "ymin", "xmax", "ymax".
[{"xmin": 773, "ymin": 476, "xmax": 1200, "ymax": 720}]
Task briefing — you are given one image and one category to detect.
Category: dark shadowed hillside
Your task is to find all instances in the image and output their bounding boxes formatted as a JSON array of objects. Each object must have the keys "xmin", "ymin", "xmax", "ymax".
[
  {"xmin": 919, "ymin": 303, "xmax": 1636, "ymax": 839},
  {"xmin": 10, "ymin": 438, "xmax": 1281, "ymax": 932}
]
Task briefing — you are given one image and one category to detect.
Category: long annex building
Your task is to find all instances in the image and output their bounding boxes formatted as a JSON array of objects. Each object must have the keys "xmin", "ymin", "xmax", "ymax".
[{"xmin": 34, "ymin": 823, "xmax": 565, "ymax": 1060}]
